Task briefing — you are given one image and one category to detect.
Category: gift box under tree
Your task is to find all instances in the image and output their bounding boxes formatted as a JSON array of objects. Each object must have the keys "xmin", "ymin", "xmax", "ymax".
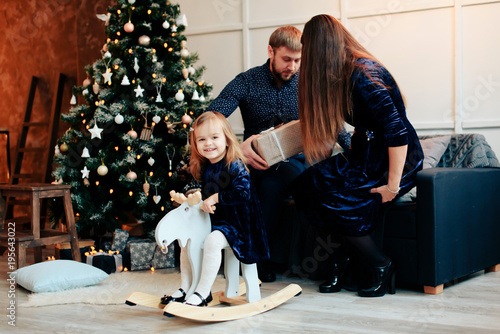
[{"xmin": 126, "ymin": 239, "xmax": 176, "ymax": 271}]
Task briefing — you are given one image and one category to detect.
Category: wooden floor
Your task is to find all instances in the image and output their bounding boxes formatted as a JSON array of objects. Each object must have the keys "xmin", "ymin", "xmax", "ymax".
[{"xmin": 1, "ymin": 248, "xmax": 499, "ymax": 334}]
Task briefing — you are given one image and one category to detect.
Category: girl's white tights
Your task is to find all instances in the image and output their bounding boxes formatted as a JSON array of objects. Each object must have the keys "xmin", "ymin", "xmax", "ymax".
[
  {"xmin": 185, "ymin": 230, "xmax": 228, "ymax": 304},
  {"xmin": 176, "ymin": 230, "xmax": 229, "ymax": 305}
]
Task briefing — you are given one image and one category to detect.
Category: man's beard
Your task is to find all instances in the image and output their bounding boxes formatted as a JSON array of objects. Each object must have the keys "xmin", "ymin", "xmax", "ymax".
[{"xmin": 271, "ymin": 59, "xmax": 295, "ymax": 84}]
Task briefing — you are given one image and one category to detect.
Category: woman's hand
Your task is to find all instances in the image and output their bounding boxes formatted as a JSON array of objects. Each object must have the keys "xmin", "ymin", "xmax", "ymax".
[
  {"xmin": 370, "ymin": 185, "xmax": 398, "ymax": 203},
  {"xmin": 201, "ymin": 193, "xmax": 218, "ymax": 214}
]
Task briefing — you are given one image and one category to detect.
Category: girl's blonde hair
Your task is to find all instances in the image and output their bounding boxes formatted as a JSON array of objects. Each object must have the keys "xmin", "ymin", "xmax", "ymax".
[{"xmin": 189, "ymin": 111, "xmax": 247, "ymax": 181}]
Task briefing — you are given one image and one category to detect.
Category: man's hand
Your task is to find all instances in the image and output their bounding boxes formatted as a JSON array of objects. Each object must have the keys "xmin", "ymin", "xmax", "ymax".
[{"xmin": 241, "ymin": 135, "xmax": 269, "ymax": 170}]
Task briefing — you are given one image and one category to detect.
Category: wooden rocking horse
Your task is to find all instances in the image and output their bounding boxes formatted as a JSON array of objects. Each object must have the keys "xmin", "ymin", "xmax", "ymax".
[{"xmin": 126, "ymin": 190, "xmax": 301, "ymax": 322}]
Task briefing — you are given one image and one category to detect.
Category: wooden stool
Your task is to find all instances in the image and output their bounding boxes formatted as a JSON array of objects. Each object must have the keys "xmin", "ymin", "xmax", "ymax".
[{"xmin": 0, "ymin": 183, "xmax": 80, "ymax": 268}]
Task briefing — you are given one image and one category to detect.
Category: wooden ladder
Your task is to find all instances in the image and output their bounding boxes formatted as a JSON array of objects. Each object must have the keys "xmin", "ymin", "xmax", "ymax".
[{"xmin": 3, "ymin": 74, "xmax": 67, "ymax": 227}]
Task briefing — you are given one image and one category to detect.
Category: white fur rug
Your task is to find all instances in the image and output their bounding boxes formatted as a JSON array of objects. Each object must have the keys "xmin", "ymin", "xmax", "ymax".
[{"xmin": 20, "ymin": 269, "xmax": 226, "ymax": 308}]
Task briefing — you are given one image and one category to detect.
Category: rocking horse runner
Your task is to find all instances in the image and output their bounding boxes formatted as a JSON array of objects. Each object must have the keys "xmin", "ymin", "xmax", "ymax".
[{"xmin": 126, "ymin": 112, "xmax": 301, "ymax": 321}]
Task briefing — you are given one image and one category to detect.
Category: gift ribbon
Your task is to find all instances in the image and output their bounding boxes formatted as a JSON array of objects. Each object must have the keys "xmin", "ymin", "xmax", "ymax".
[
  {"xmin": 86, "ymin": 252, "xmax": 123, "ymax": 272},
  {"xmin": 271, "ymin": 131, "xmax": 287, "ymax": 161}
]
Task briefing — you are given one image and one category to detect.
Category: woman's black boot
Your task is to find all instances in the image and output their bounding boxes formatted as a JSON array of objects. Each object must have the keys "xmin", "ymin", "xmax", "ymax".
[
  {"xmin": 358, "ymin": 260, "xmax": 396, "ymax": 297},
  {"xmin": 319, "ymin": 256, "xmax": 350, "ymax": 293}
]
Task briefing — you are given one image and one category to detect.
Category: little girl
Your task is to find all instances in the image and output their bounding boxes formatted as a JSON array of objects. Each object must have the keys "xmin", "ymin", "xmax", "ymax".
[{"xmin": 161, "ymin": 111, "xmax": 269, "ymax": 307}]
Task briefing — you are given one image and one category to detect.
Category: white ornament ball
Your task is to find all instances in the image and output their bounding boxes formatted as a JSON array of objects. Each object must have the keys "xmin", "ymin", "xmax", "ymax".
[
  {"xmin": 152, "ymin": 115, "xmax": 161, "ymax": 124},
  {"xmin": 126, "ymin": 171, "xmax": 137, "ymax": 180},
  {"xmin": 180, "ymin": 48, "xmax": 189, "ymax": 58},
  {"xmin": 97, "ymin": 165, "xmax": 108, "ymax": 176},
  {"xmin": 139, "ymin": 35, "xmax": 150, "ymax": 46},
  {"xmin": 124, "ymin": 22, "xmax": 134, "ymax": 33},
  {"xmin": 128, "ymin": 0, "xmax": 136, "ymax": 4},
  {"xmin": 115, "ymin": 114, "xmax": 124, "ymax": 124},
  {"xmin": 127, "ymin": 130, "xmax": 138, "ymax": 139},
  {"xmin": 162, "ymin": 21, "xmax": 170, "ymax": 29},
  {"xmin": 182, "ymin": 114, "xmax": 192, "ymax": 125},
  {"xmin": 188, "ymin": 66, "xmax": 195, "ymax": 75},
  {"xmin": 175, "ymin": 90, "xmax": 185, "ymax": 101}
]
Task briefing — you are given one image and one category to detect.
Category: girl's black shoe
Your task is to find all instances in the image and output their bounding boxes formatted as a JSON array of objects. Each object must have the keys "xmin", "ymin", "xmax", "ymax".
[
  {"xmin": 161, "ymin": 288, "xmax": 186, "ymax": 305},
  {"xmin": 358, "ymin": 260, "xmax": 396, "ymax": 297},
  {"xmin": 319, "ymin": 256, "xmax": 350, "ymax": 293},
  {"xmin": 185, "ymin": 292, "xmax": 213, "ymax": 307}
]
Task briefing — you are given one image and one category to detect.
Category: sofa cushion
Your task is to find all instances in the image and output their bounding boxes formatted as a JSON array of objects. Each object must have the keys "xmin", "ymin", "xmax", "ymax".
[{"xmin": 420, "ymin": 135, "xmax": 451, "ymax": 169}]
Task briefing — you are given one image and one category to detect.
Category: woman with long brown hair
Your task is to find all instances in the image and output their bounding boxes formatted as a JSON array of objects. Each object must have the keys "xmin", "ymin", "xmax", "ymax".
[{"xmin": 293, "ymin": 15, "xmax": 423, "ymax": 297}]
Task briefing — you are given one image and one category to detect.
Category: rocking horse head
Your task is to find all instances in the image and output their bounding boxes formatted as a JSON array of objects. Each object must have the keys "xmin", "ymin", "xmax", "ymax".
[{"xmin": 155, "ymin": 190, "xmax": 212, "ymax": 254}]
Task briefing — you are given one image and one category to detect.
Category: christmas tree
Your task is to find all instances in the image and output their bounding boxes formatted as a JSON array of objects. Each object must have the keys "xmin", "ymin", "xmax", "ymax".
[{"xmin": 52, "ymin": 0, "xmax": 212, "ymax": 237}]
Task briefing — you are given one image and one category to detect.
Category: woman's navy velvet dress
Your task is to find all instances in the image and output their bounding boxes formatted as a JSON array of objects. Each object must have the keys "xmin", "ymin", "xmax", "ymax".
[
  {"xmin": 293, "ymin": 59, "xmax": 424, "ymax": 236},
  {"xmin": 201, "ymin": 159, "xmax": 269, "ymax": 264}
]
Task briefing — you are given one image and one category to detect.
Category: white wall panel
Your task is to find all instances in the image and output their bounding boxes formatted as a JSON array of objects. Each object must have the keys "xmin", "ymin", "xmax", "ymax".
[
  {"xmin": 348, "ymin": 8, "xmax": 454, "ymax": 128},
  {"xmin": 178, "ymin": 0, "xmax": 242, "ymax": 32},
  {"xmin": 248, "ymin": 0, "xmax": 340, "ymax": 25},
  {"xmin": 462, "ymin": 3, "xmax": 500, "ymax": 127}
]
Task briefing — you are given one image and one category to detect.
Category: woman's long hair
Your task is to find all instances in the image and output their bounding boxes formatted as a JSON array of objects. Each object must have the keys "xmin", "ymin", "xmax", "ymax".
[
  {"xmin": 189, "ymin": 111, "xmax": 247, "ymax": 181},
  {"xmin": 299, "ymin": 14, "xmax": 379, "ymax": 163}
]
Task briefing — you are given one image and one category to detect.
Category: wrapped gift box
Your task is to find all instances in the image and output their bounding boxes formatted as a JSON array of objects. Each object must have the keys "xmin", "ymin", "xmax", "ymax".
[
  {"xmin": 85, "ymin": 252, "xmax": 123, "ymax": 274},
  {"xmin": 252, "ymin": 120, "xmax": 303, "ymax": 166},
  {"xmin": 126, "ymin": 239, "xmax": 176, "ymax": 271}
]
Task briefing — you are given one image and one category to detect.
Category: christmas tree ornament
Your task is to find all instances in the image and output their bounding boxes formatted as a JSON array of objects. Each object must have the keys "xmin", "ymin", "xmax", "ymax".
[
  {"xmin": 121, "ymin": 75, "xmax": 131, "ymax": 85},
  {"xmin": 127, "ymin": 129, "xmax": 138, "ymax": 139},
  {"xmin": 153, "ymin": 195, "xmax": 161, "ymax": 204},
  {"xmin": 155, "ymin": 83, "xmax": 163, "ymax": 103},
  {"xmin": 126, "ymin": 171, "xmax": 137, "ymax": 180},
  {"xmin": 134, "ymin": 85, "xmax": 145, "ymax": 97},
  {"xmin": 140, "ymin": 124, "xmax": 153, "ymax": 140},
  {"xmin": 180, "ymin": 40, "xmax": 187, "ymax": 48},
  {"xmin": 188, "ymin": 66, "xmax": 195, "ymax": 75},
  {"xmin": 70, "ymin": 95, "xmax": 77, "ymax": 105},
  {"xmin": 93, "ymin": 83, "xmax": 100, "ymax": 94},
  {"xmin": 162, "ymin": 20, "xmax": 170, "ymax": 29},
  {"xmin": 180, "ymin": 48, "xmax": 189, "ymax": 58},
  {"xmin": 192, "ymin": 90, "xmax": 200, "ymax": 100},
  {"xmin": 83, "ymin": 88, "xmax": 89, "ymax": 96},
  {"xmin": 175, "ymin": 90, "xmax": 184, "ymax": 101},
  {"xmin": 134, "ymin": 57, "xmax": 140, "ymax": 73},
  {"xmin": 143, "ymin": 180, "xmax": 150, "ymax": 195},
  {"xmin": 102, "ymin": 43, "xmax": 108, "ymax": 52},
  {"xmin": 59, "ymin": 142, "xmax": 69, "ymax": 153},
  {"xmin": 83, "ymin": 178, "xmax": 90, "ymax": 187},
  {"xmin": 96, "ymin": 13, "xmax": 110, "ymax": 26},
  {"xmin": 166, "ymin": 147, "xmax": 175, "ymax": 171},
  {"xmin": 81, "ymin": 166, "xmax": 90, "ymax": 179},
  {"xmin": 124, "ymin": 21, "xmax": 134, "ymax": 33},
  {"xmin": 176, "ymin": 14, "xmax": 188, "ymax": 27},
  {"xmin": 128, "ymin": 0, "xmax": 136, "ymax": 4},
  {"xmin": 81, "ymin": 147, "xmax": 90, "ymax": 158},
  {"xmin": 83, "ymin": 78, "xmax": 92, "ymax": 87},
  {"xmin": 103, "ymin": 70, "xmax": 113, "ymax": 85},
  {"xmin": 172, "ymin": 25, "xmax": 178, "ymax": 32},
  {"xmin": 182, "ymin": 68, "xmax": 189, "ymax": 79},
  {"xmin": 139, "ymin": 35, "xmax": 151, "ymax": 46},
  {"xmin": 152, "ymin": 115, "xmax": 161, "ymax": 124},
  {"xmin": 199, "ymin": 94, "xmax": 206, "ymax": 102},
  {"xmin": 104, "ymin": 51, "xmax": 112, "ymax": 58},
  {"xmin": 181, "ymin": 114, "xmax": 192, "ymax": 125},
  {"xmin": 89, "ymin": 123, "xmax": 104, "ymax": 139},
  {"xmin": 148, "ymin": 157, "xmax": 155, "ymax": 166},
  {"xmin": 97, "ymin": 164, "xmax": 108, "ymax": 176},
  {"xmin": 115, "ymin": 114, "xmax": 124, "ymax": 124}
]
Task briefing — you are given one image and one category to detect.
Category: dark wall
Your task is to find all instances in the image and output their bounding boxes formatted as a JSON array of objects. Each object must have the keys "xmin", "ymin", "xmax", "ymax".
[{"xmin": 0, "ymin": 0, "xmax": 111, "ymax": 183}]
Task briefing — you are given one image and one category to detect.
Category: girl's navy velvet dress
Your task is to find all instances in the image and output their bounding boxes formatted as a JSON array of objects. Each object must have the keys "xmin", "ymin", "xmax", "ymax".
[
  {"xmin": 292, "ymin": 59, "xmax": 424, "ymax": 236},
  {"xmin": 201, "ymin": 159, "xmax": 269, "ymax": 264}
]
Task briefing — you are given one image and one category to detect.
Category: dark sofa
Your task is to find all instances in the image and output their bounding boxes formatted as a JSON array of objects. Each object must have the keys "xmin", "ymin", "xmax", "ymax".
[{"xmin": 279, "ymin": 133, "xmax": 500, "ymax": 294}]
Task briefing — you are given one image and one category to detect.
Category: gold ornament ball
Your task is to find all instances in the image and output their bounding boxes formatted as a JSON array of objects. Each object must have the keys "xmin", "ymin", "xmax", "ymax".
[
  {"xmin": 126, "ymin": 171, "xmax": 137, "ymax": 180},
  {"xmin": 124, "ymin": 22, "xmax": 134, "ymax": 33},
  {"xmin": 60, "ymin": 142, "xmax": 69, "ymax": 153},
  {"xmin": 181, "ymin": 114, "xmax": 192, "ymax": 124},
  {"xmin": 139, "ymin": 35, "xmax": 150, "ymax": 46},
  {"xmin": 97, "ymin": 165, "xmax": 108, "ymax": 176},
  {"xmin": 127, "ymin": 130, "xmax": 138, "ymax": 139}
]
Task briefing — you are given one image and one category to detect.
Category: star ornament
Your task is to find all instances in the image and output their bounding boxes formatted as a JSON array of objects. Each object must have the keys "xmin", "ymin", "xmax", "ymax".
[
  {"xmin": 134, "ymin": 85, "xmax": 145, "ymax": 97},
  {"xmin": 103, "ymin": 71, "xmax": 113, "ymax": 84},
  {"xmin": 89, "ymin": 123, "xmax": 104, "ymax": 139},
  {"xmin": 81, "ymin": 166, "xmax": 90, "ymax": 179}
]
